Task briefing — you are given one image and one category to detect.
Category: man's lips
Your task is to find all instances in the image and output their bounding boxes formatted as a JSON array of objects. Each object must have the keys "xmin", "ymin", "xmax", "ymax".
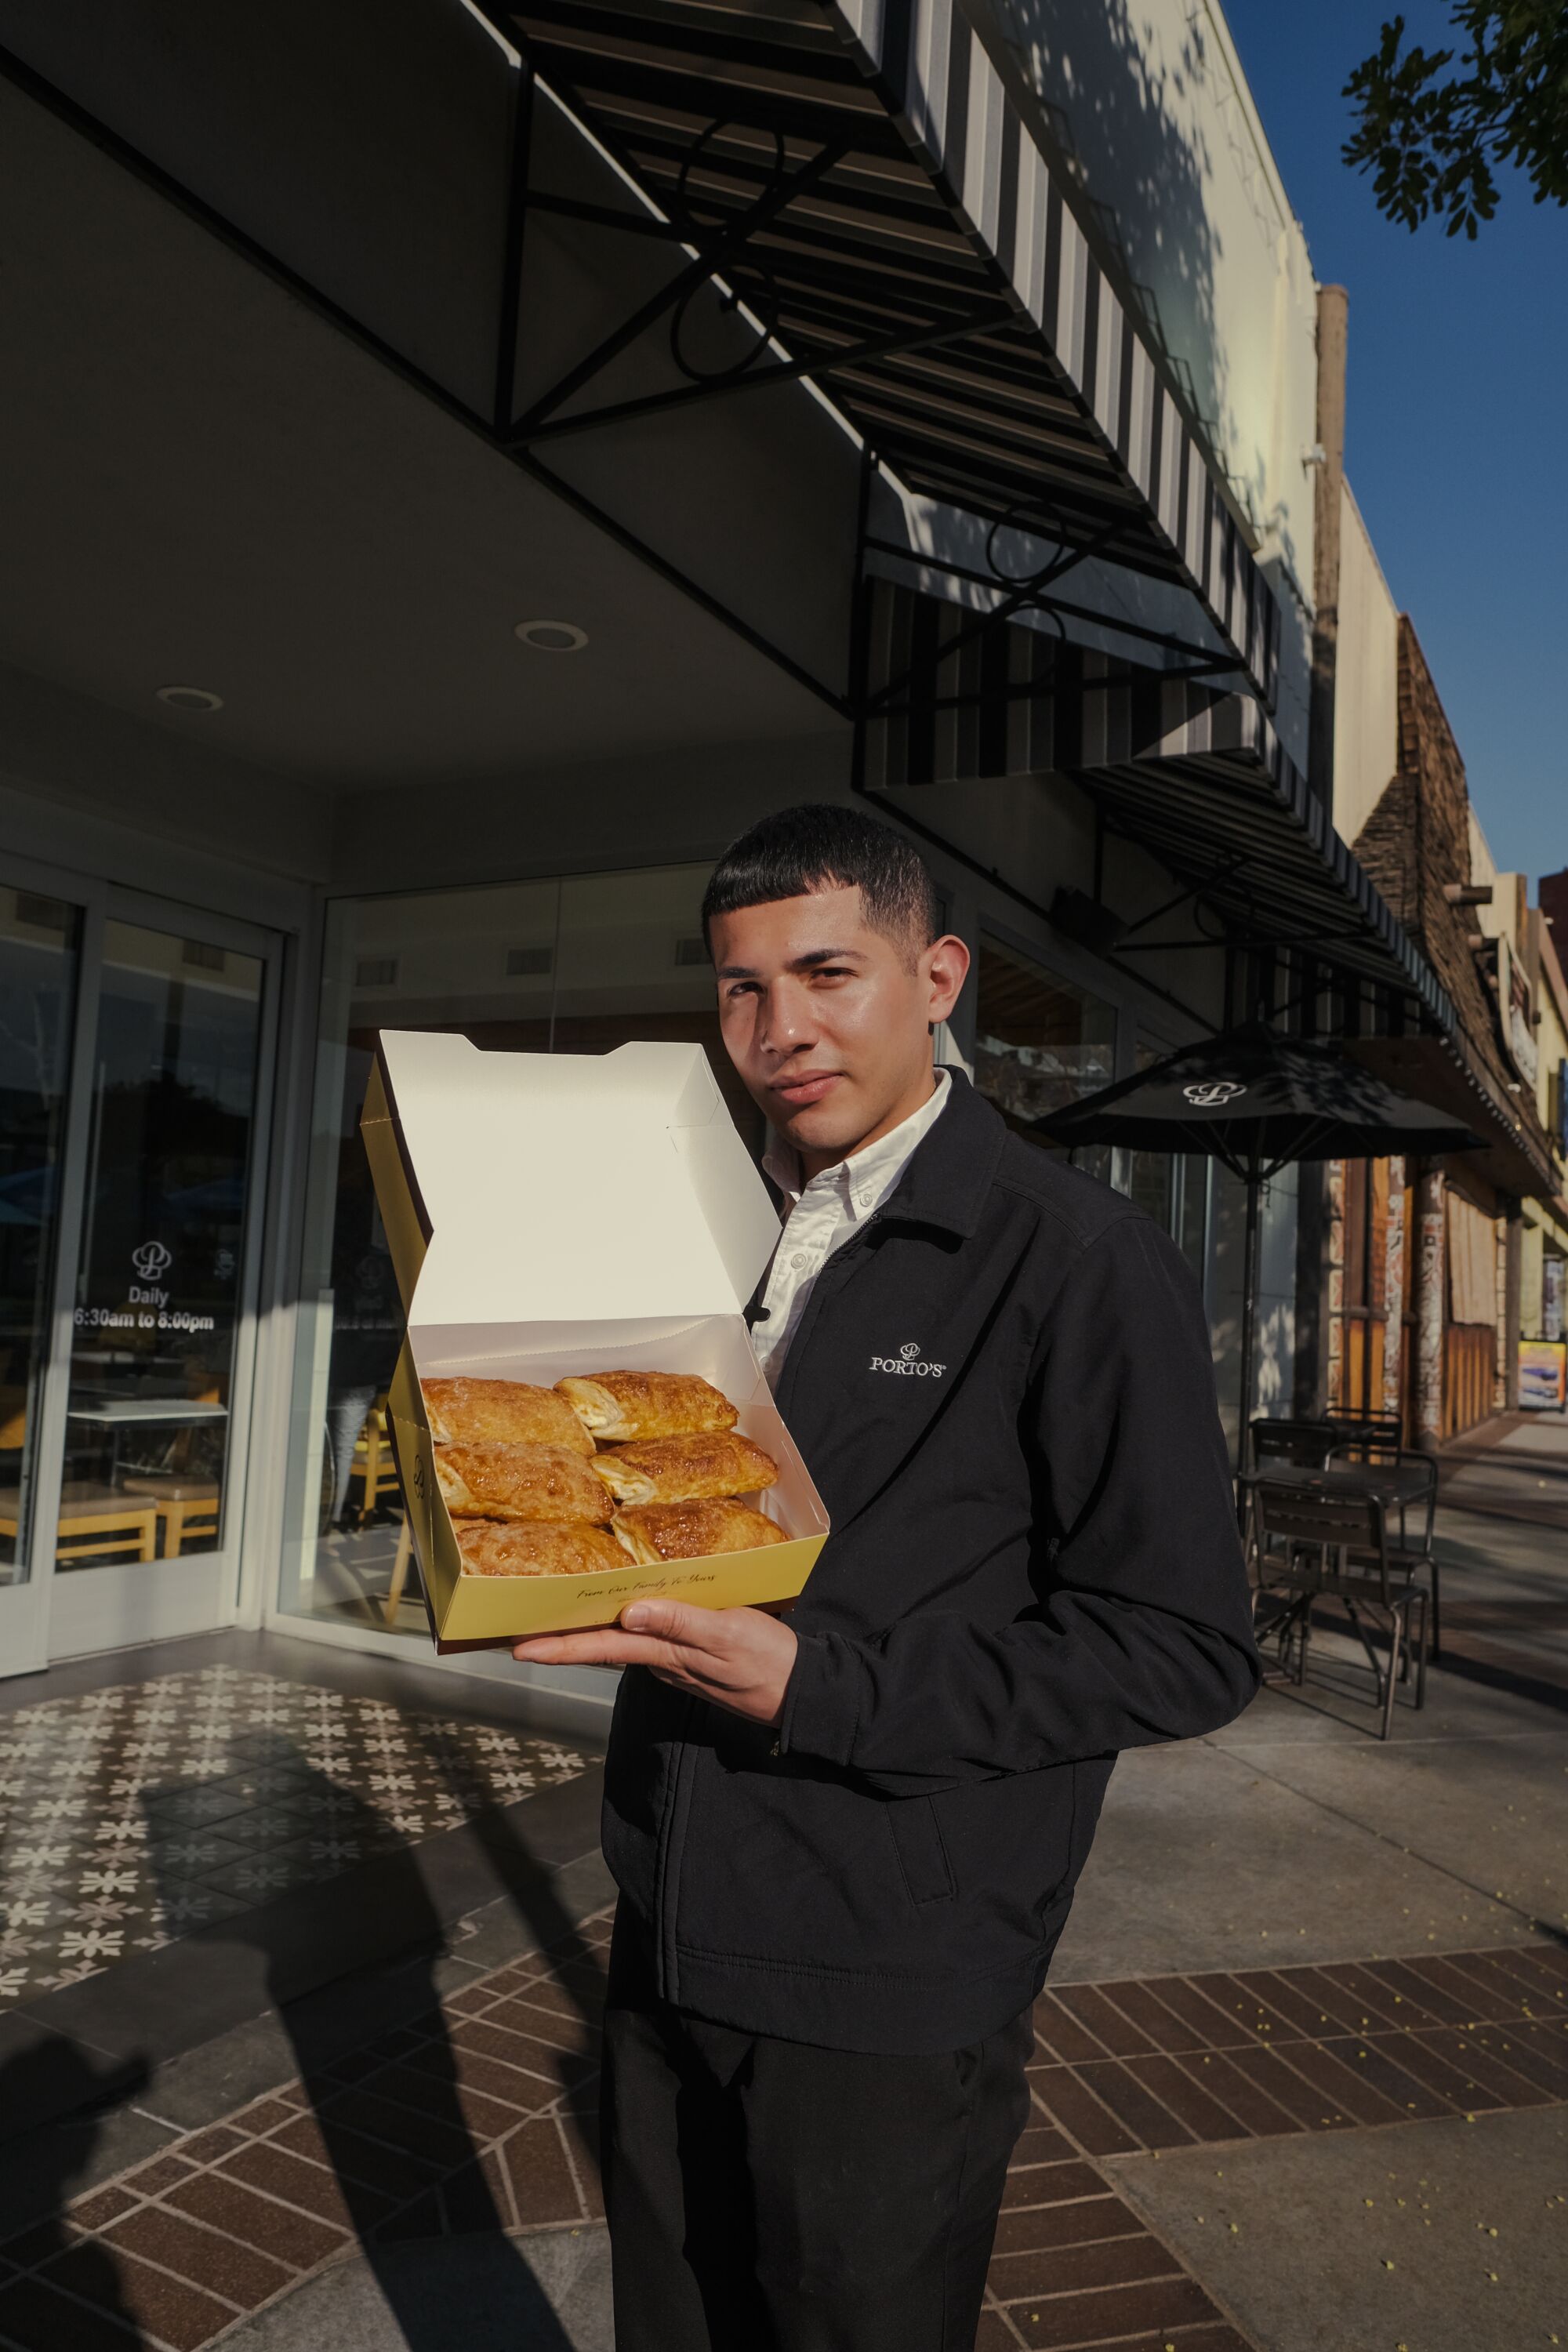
[{"xmin": 771, "ymin": 1072, "xmax": 844, "ymax": 1109}]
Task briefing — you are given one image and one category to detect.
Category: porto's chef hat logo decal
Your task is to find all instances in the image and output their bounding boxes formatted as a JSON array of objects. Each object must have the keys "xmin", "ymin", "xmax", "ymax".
[
  {"xmin": 871, "ymin": 1341, "xmax": 946, "ymax": 1377},
  {"xmin": 132, "ymin": 1240, "xmax": 172, "ymax": 1279},
  {"xmin": 1182, "ymin": 1080, "xmax": 1247, "ymax": 1108}
]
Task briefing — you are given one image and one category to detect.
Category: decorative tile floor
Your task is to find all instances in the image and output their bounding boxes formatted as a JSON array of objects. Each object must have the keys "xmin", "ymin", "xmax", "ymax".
[
  {"xmin": 5, "ymin": 1921, "xmax": 1566, "ymax": 2350},
  {"xmin": 0, "ymin": 1666, "xmax": 587, "ymax": 2002}
]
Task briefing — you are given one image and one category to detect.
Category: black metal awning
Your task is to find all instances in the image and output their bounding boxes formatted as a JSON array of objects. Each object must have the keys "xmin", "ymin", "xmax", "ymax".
[
  {"xmin": 858, "ymin": 579, "xmax": 1453, "ymax": 1024},
  {"xmin": 5, "ymin": 0, "xmax": 1284, "ymax": 720},
  {"xmin": 487, "ymin": 0, "xmax": 1281, "ymax": 699}
]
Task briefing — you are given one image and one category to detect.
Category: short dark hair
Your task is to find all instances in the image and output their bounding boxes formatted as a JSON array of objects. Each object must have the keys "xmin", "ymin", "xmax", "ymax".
[{"xmin": 700, "ymin": 804, "xmax": 940, "ymax": 957}]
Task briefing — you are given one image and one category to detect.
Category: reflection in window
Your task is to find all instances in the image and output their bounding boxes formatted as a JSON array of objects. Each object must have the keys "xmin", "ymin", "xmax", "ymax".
[
  {"xmin": 280, "ymin": 863, "xmax": 744, "ymax": 1638},
  {"xmin": 0, "ymin": 888, "xmax": 82, "ymax": 1585},
  {"xmin": 974, "ymin": 938, "xmax": 1117, "ymax": 1183},
  {"xmin": 1121, "ymin": 1037, "xmax": 1210, "ymax": 1291},
  {"xmin": 59, "ymin": 924, "xmax": 263, "ymax": 1569},
  {"xmin": 973, "ymin": 939, "xmax": 1116, "ymax": 1125},
  {"xmin": 1121, "ymin": 1149, "xmax": 1211, "ymax": 1292}
]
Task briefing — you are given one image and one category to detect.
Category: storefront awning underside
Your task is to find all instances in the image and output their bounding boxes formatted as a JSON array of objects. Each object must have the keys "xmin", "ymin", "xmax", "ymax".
[
  {"xmin": 1350, "ymin": 1034, "xmax": 1558, "ymax": 1199},
  {"xmin": 493, "ymin": 0, "xmax": 1280, "ymax": 699},
  {"xmin": 858, "ymin": 581, "xmax": 1453, "ymax": 1023}
]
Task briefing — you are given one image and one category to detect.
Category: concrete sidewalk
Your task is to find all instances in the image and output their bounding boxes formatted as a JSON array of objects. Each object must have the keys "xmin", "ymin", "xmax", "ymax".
[{"xmin": 2, "ymin": 1438, "xmax": 1566, "ymax": 2352}]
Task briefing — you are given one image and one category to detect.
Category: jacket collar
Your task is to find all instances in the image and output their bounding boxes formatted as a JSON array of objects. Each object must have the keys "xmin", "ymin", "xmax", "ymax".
[{"xmin": 875, "ymin": 1068, "xmax": 1004, "ymax": 1240}]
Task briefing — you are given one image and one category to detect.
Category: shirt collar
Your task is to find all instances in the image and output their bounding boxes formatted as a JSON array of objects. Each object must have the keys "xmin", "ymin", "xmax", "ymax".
[{"xmin": 762, "ymin": 1068, "xmax": 953, "ymax": 1210}]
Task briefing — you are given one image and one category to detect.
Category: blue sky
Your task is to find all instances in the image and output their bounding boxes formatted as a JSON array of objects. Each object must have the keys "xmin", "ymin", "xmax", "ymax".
[{"xmin": 1221, "ymin": 0, "xmax": 1566, "ymax": 887}]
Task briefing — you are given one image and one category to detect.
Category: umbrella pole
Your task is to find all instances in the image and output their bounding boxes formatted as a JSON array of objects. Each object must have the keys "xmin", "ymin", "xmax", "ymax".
[{"xmin": 1236, "ymin": 1174, "xmax": 1261, "ymax": 1476}]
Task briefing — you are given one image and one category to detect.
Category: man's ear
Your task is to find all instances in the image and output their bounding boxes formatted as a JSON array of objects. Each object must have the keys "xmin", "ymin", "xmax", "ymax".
[{"xmin": 924, "ymin": 933, "xmax": 971, "ymax": 1025}]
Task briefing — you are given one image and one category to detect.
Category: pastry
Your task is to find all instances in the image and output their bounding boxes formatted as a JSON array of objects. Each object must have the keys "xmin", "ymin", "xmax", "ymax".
[
  {"xmin": 557, "ymin": 1370, "xmax": 738, "ymax": 1443},
  {"xmin": 456, "ymin": 1520, "xmax": 626, "ymax": 1577},
  {"xmin": 591, "ymin": 1430, "xmax": 779, "ymax": 1507},
  {"xmin": 612, "ymin": 1497, "xmax": 786, "ymax": 1566},
  {"xmin": 435, "ymin": 1442, "xmax": 612, "ymax": 1525},
  {"xmin": 422, "ymin": 1377, "xmax": 593, "ymax": 1456}
]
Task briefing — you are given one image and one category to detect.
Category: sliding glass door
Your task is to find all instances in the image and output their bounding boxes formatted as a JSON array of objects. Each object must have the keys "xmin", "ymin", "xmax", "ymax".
[
  {"xmin": 0, "ymin": 868, "xmax": 278, "ymax": 1674},
  {"xmin": 0, "ymin": 884, "xmax": 83, "ymax": 1631}
]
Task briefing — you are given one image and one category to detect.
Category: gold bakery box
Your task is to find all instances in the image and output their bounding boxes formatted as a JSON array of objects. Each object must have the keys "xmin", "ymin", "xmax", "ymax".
[{"xmin": 361, "ymin": 1031, "xmax": 829, "ymax": 1649}]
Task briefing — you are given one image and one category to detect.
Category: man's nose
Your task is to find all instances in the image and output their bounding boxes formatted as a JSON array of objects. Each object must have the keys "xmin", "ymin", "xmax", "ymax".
[{"xmin": 757, "ymin": 979, "xmax": 816, "ymax": 1056}]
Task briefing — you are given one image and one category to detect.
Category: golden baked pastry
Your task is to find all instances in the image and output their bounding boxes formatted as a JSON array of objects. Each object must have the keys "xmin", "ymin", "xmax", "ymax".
[
  {"xmin": 435, "ymin": 1442, "xmax": 612, "ymax": 1525},
  {"xmin": 612, "ymin": 1497, "xmax": 786, "ymax": 1567},
  {"xmin": 591, "ymin": 1430, "xmax": 779, "ymax": 1508},
  {"xmin": 557, "ymin": 1371, "xmax": 738, "ymax": 1443},
  {"xmin": 423, "ymin": 1377, "xmax": 593, "ymax": 1456},
  {"xmin": 456, "ymin": 1520, "xmax": 626, "ymax": 1578}
]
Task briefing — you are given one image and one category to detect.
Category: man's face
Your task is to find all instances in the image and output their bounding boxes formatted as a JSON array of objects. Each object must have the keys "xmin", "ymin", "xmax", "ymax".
[{"xmin": 710, "ymin": 885, "xmax": 970, "ymax": 1172}]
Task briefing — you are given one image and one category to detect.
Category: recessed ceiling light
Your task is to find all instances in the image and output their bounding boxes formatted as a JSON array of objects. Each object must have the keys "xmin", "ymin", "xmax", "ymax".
[
  {"xmin": 156, "ymin": 684, "xmax": 224, "ymax": 713},
  {"xmin": 514, "ymin": 619, "xmax": 588, "ymax": 653}
]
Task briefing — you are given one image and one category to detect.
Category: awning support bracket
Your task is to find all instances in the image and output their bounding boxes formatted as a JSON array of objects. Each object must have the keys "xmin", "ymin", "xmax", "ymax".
[
  {"xmin": 1112, "ymin": 854, "xmax": 1251, "ymax": 943},
  {"xmin": 510, "ymin": 126, "xmax": 858, "ymax": 437},
  {"xmin": 858, "ymin": 535, "xmax": 1249, "ymax": 695},
  {"xmin": 0, "ymin": 40, "xmax": 856, "ymax": 723},
  {"xmin": 506, "ymin": 310, "xmax": 1012, "ymax": 448},
  {"xmin": 858, "ymin": 514, "xmax": 1141, "ymax": 723}
]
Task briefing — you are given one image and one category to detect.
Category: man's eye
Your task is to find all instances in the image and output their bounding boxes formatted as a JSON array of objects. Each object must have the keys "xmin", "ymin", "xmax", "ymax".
[{"xmin": 811, "ymin": 966, "xmax": 852, "ymax": 982}]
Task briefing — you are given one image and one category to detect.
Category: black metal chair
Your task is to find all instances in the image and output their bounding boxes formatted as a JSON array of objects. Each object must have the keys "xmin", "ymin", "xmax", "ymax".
[
  {"xmin": 1250, "ymin": 1417, "xmax": 1336, "ymax": 1472},
  {"xmin": 1324, "ymin": 1434, "xmax": 1442, "ymax": 1658},
  {"xmin": 1248, "ymin": 1480, "xmax": 1429, "ymax": 1739},
  {"xmin": 1323, "ymin": 1406, "xmax": 1404, "ymax": 1449}
]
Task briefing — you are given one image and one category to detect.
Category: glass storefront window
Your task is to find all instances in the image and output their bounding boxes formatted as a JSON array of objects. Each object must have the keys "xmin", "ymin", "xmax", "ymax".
[
  {"xmin": 971, "ymin": 956, "xmax": 1211, "ymax": 1292},
  {"xmin": 58, "ymin": 923, "xmax": 264, "ymax": 1567},
  {"xmin": 0, "ymin": 888, "xmax": 82, "ymax": 1586},
  {"xmin": 278, "ymin": 862, "xmax": 740, "ymax": 1638},
  {"xmin": 1121, "ymin": 1148, "xmax": 1211, "ymax": 1290},
  {"xmin": 1121, "ymin": 1038, "xmax": 1211, "ymax": 1291},
  {"xmin": 973, "ymin": 937, "xmax": 1118, "ymax": 1181}
]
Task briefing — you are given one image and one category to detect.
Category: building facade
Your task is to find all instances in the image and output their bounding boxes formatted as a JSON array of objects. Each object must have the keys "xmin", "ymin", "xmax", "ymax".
[
  {"xmin": 0, "ymin": 0, "xmax": 1545, "ymax": 1725},
  {"xmin": 1526, "ymin": 869, "xmax": 1568, "ymax": 1367},
  {"xmin": 1329, "ymin": 625, "xmax": 1561, "ymax": 1439}
]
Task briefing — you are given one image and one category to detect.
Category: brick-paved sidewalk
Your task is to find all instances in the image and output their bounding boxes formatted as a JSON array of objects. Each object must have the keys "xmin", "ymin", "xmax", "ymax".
[{"xmin": 4, "ymin": 1897, "xmax": 1566, "ymax": 2352}]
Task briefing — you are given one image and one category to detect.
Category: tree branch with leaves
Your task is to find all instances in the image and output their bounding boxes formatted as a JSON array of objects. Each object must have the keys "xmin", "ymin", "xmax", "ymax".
[{"xmin": 1344, "ymin": 2, "xmax": 1568, "ymax": 236}]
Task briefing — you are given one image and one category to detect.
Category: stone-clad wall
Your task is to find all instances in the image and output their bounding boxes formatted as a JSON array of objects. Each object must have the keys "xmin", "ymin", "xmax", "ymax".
[
  {"xmin": 1333, "ymin": 619, "xmax": 1516, "ymax": 1432},
  {"xmin": 1353, "ymin": 619, "xmax": 1515, "ymax": 1108}
]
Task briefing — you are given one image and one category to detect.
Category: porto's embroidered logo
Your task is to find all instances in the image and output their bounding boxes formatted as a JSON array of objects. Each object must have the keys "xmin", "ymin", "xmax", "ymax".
[
  {"xmin": 869, "ymin": 1341, "xmax": 946, "ymax": 1378},
  {"xmin": 1182, "ymin": 1079, "xmax": 1247, "ymax": 1107}
]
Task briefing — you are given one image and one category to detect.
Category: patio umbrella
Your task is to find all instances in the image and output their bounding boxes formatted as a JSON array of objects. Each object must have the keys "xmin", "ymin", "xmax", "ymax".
[{"xmin": 1034, "ymin": 1025, "xmax": 1482, "ymax": 1469}]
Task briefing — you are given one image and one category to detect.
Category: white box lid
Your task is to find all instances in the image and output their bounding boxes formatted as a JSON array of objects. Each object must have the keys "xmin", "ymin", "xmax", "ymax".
[{"xmin": 372, "ymin": 1031, "xmax": 782, "ymax": 1327}]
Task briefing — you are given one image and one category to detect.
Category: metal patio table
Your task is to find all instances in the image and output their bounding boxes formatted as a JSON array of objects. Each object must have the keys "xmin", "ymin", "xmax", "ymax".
[{"xmin": 1240, "ymin": 1451, "xmax": 1442, "ymax": 1657}]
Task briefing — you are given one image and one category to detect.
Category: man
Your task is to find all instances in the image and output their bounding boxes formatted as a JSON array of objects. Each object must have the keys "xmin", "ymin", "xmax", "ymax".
[{"xmin": 514, "ymin": 804, "xmax": 1260, "ymax": 2350}]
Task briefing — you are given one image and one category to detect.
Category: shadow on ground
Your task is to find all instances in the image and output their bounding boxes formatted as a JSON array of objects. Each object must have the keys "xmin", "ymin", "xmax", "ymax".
[
  {"xmin": 0, "ymin": 2040, "xmax": 151, "ymax": 2343},
  {"xmin": 125, "ymin": 1730, "xmax": 609, "ymax": 2350}
]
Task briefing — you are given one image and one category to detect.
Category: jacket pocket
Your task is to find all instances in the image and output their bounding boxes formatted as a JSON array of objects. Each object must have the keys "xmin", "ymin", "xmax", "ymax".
[{"xmin": 887, "ymin": 1794, "xmax": 956, "ymax": 1907}]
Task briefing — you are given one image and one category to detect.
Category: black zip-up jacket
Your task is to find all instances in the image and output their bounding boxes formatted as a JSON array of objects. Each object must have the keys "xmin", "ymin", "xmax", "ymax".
[{"xmin": 602, "ymin": 1073, "xmax": 1260, "ymax": 2053}]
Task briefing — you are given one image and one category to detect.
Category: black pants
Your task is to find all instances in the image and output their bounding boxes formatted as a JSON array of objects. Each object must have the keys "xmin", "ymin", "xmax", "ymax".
[{"xmin": 600, "ymin": 1912, "xmax": 1034, "ymax": 2352}]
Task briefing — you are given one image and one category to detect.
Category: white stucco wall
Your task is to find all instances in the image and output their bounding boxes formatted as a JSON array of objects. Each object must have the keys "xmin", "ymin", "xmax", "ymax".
[
  {"xmin": 1332, "ymin": 479, "xmax": 1400, "ymax": 849},
  {"xmin": 989, "ymin": 0, "xmax": 1319, "ymax": 622},
  {"xmin": 1468, "ymin": 817, "xmax": 1526, "ymax": 968}
]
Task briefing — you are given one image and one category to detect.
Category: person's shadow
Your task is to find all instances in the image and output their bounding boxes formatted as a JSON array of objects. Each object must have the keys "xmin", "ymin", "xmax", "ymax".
[
  {"xmin": 141, "ymin": 1738, "xmax": 588, "ymax": 2352},
  {"xmin": 0, "ymin": 2041, "xmax": 150, "ymax": 2343},
  {"xmin": 410, "ymin": 1716, "xmax": 609, "ymax": 2140}
]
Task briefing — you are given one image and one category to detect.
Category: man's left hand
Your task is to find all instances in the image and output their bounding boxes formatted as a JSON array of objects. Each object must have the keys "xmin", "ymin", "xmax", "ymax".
[{"xmin": 512, "ymin": 1601, "xmax": 798, "ymax": 1727}]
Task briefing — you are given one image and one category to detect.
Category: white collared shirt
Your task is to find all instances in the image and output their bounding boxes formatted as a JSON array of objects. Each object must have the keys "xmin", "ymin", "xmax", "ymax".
[{"xmin": 751, "ymin": 1069, "xmax": 952, "ymax": 1387}]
